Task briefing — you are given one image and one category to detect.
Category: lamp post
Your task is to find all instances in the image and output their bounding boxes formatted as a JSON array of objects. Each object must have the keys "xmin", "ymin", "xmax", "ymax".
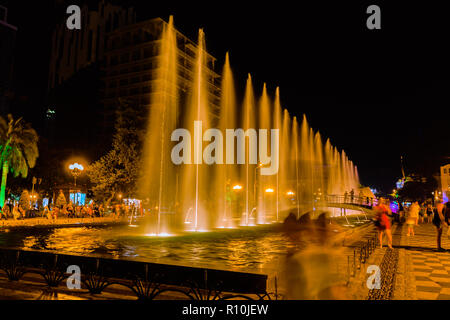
[
  {"xmin": 254, "ymin": 162, "xmax": 269, "ymax": 217},
  {"xmin": 264, "ymin": 187, "xmax": 274, "ymax": 221},
  {"xmin": 69, "ymin": 163, "xmax": 84, "ymax": 205},
  {"xmin": 233, "ymin": 184, "xmax": 243, "ymax": 221}
]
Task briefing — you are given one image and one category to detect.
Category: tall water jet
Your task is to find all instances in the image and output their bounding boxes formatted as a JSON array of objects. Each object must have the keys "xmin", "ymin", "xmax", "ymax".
[
  {"xmin": 140, "ymin": 16, "xmax": 178, "ymax": 235},
  {"xmin": 273, "ymin": 88, "xmax": 282, "ymax": 221},
  {"xmin": 308, "ymin": 127, "xmax": 316, "ymax": 212},
  {"xmin": 180, "ymin": 28, "xmax": 211, "ymax": 231},
  {"xmin": 292, "ymin": 116, "xmax": 300, "ymax": 218},
  {"xmin": 299, "ymin": 115, "xmax": 314, "ymax": 211},
  {"xmin": 324, "ymin": 138, "xmax": 334, "ymax": 196},
  {"xmin": 341, "ymin": 151, "xmax": 349, "ymax": 194},
  {"xmin": 215, "ymin": 52, "xmax": 237, "ymax": 228},
  {"xmin": 257, "ymin": 83, "xmax": 271, "ymax": 224},
  {"xmin": 241, "ymin": 74, "xmax": 256, "ymax": 226},
  {"xmin": 314, "ymin": 131, "xmax": 325, "ymax": 207},
  {"xmin": 334, "ymin": 147, "xmax": 343, "ymax": 195},
  {"xmin": 280, "ymin": 109, "xmax": 292, "ymax": 214}
]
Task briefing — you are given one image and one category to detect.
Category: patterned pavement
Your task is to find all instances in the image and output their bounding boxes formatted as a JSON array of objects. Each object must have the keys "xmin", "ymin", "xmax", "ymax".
[{"xmin": 394, "ymin": 221, "xmax": 450, "ymax": 300}]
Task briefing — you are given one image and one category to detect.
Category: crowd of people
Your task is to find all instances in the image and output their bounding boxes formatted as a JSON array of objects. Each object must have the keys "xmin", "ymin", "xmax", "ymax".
[
  {"xmin": 0, "ymin": 202, "xmax": 143, "ymax": 221},
  {"xmin": 374, "ymin": 199, "xmax": 450, "ymax": 251}
]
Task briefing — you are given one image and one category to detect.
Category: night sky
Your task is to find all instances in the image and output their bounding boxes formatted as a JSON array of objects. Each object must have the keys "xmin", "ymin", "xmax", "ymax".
[{"xmin": 2, "ymin": 0, "xmax": 449, "ymax": 193}]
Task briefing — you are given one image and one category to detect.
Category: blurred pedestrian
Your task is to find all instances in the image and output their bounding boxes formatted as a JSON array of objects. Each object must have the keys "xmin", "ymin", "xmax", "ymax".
[
  {"xmin": 283, "ymin": 211, "xmax": 347, "ymax": 299},
  {"xmin": 1, "ymin": 203, "xmax": 9, "ymax": 220},
  {"xmin": 406, "ymin": 201, "xmax": 419, "ymax": 236},
  {"xmin": 432, "ymin": 202, "xmax": 447, "ymax": 251},
  {"xmin": 445, "ymin": 202, "xmax": 450, "ymax": 239},
  {"xmin": 12, "ymin": 204, "xmax": 21, "ymax": 220},
  {"xmin": 350, "ymin": 189, "xmax": 355, "ymax": 203},
  {"xmin": 67, "ymin": 203, "xmax": 74, "ymax": 218},
  {"xmin": 43, "ymin": 205, "xmax": 51, "ymax": 219},
  {"xmin": 419, "ymin": 202, "xmax": 426, "ymax": 224},
  {"xmin": 426, "ymin": 203, "xmax": 434, "ymax": 223},
  {"xmin": 398, "ymin": 202, "xmax": 405, "ymax": 223},
  {"xmin": 374, "ymin": 198, "xmax": 393, "ymax": 249}
]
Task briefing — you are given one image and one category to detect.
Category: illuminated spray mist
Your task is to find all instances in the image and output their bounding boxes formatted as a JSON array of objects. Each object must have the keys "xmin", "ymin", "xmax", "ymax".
[{"xmin": 139, "ymin": 17, "xmax": 360, "ymax": 234}]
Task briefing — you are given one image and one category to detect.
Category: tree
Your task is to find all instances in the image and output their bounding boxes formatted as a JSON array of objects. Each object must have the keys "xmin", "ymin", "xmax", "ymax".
[
  {"xmin": 19, "ymin": 189, "xmax": 30, "ymax": 211},
  {"xmin": 0, "ymin": 114, "xmax": 39, "ymax": 207},
  {"xmin": 55, "ymin": 189, "xmax": 67, "ymax": 208},
  {"xmin": 86, "ymin": 100, "xmax": 145, "ymax": 204},
  {"xmin": 397, "ymin": 175, "xmax": 438, "ymax": 202}
]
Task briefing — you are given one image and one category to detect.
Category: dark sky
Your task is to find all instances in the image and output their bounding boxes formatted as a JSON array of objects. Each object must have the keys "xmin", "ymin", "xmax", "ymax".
[{"xmin": 2, "ymin": 0, "xmax": 449, "ymax": 193}]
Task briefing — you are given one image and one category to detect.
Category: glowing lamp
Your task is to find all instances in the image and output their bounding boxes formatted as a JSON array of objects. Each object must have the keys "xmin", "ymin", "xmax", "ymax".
[
  {"xmin": 233, "ymin": 185, "xmax": 243, "ymax": 190},
  {"xmin": 265, "ymin": 188, "xmax": 274, "ymax": 193},
  {"xmin": 69, "ymin": 163, "xmax": 84, "ymax": 171}
]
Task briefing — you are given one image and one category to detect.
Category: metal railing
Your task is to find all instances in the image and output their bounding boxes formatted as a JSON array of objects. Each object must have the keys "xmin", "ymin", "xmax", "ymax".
[
  {"xmin": 325, "ymin": 194, "xmax": 379, "ymax": 208},
  {"xmin": 346, "ymin": 233, "xmax": 378, "ymax": 283},
  {"xmin": 0, "ymin": 247, "xmax": 276, "ymax": 300}
]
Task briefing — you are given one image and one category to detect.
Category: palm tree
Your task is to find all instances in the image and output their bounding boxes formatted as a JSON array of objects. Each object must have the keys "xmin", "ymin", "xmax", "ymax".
[{"xmin": 0, "ymin": 114, "xmax": 39, "ymax": 207}]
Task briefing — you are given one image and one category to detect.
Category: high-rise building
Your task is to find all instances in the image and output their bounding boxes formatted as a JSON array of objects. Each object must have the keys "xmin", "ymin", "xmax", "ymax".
[
  {"xmin": 48, "ymin": 0, "xmax": 136, "ymax": 91},
  {"xmin": 0, "ymin": 5, "xmax": 17, "ymax": 115},
  {"xmin": 47, "ymin": 8, "xmax": 221, "ymax": 159},
  {"xmin": 102, "ymin": 17, "xmax": 221, "ymax": 119}
]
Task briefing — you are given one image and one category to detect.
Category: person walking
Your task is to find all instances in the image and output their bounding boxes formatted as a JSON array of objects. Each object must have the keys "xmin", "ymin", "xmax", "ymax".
[
  {"xmin": 374, "ymin": 198, "xmax": 393, "ymax": 249},
  {"xmin": 1, "ymin": 203, "xmax": 9, "ymax": 220},
  {"xmin": 432, "ymin": 202, "xmax": 447, "ymax": 252},
  {"xmin": 419, "ymin": 202, "xmax": 426, "ymax": 224},
  {"xmin": 12, "ymin": 204, "xmax": 21, "ymax": 220},
  {"xmin": 43, "ymin": 205, "xmax": 50, "ymax": 219},
  {"xmin": 426, "ymin": 203, "xmax": 434, "ymax": 223},
  {"xmin": 398, "ymin": 202, "xmax": 405, "ymax": 223},
  {"xmin": 406, "ymin": 201, "xmax": 419, "ymax": 236}
]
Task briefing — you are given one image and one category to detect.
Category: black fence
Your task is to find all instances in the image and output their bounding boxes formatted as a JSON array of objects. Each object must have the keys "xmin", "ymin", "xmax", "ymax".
[
  {"xmin": 0, "ymin": 247, "xmax": 272, "ymax": 300},
  {"xmin": 347, "ymin": 233, "xmax": 378, "ymax": 281}
]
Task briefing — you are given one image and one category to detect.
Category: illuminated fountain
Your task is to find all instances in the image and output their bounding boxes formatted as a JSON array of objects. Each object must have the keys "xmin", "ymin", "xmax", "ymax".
[
  {"xmin": 179, "ymin": 28, "xmax": 212, "ymax": 232},
  {"xmin": 214, "ymin": 52, "xmax": 237, "ymax": 229},
  {"xmin": 139, "ymin": 17, "xmax": 361, "ymax": 235},
  {"xmin": 140, "ymin": 16, "xmax": 178, "ymax": 235}
]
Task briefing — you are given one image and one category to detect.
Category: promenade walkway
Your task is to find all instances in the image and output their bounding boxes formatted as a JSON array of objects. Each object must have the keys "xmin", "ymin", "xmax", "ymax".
[
  {"xmin": 392, "ymin": 222, "xmax": 450, "ymax": 300},
  {"xmin": 0, "ymin": 216, "xmax": 128, "ymax": 229}
]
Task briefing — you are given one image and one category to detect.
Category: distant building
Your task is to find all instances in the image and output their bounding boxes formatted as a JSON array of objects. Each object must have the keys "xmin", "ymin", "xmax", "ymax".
[
  {"xmin": 47, "ymin": 5, "xmax": 221, "ymax": 158},
  {"xmin": 0, "ymin": 5, "xmax": 17, "ymax": 115},
  {"xmin": 440, "ymin": 164, "xmax": 450, "ymax": 202},
  {"xmin": 48, "ymin": 0, "xmax": 136, "ymax": 91},
  {"xmin": 101, "ymin": 17, "xmax": 221, "ymax": 128}
]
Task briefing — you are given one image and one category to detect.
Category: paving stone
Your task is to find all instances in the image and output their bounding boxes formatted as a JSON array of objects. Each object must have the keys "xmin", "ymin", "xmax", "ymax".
[
  {"xmin": 416, "ymin": 291, "xmax": 440, "ymax": 300},
  {"xmin": 394, "ymin": 223, "xmax": 450, "ymax": 300}
]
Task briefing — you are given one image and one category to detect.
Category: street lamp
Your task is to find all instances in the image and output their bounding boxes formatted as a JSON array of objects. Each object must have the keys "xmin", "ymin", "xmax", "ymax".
[
  {"xmin": 30, "ymin": 193, "xmax": 37, "ymax": 210},
  {"xmin": 69, "ymin": 163, "xmax": 84, "ymax": 205},
  {"xmin": 254, "ymin": 162, "xmax": 267, "ymax": 210},
  {"xmin": 69, "ymin": 163, "xmax": 84, "ymax": 188},
  {"xmin": 262, "ymin": 187, "xmax": 275, "ymax": 222}
]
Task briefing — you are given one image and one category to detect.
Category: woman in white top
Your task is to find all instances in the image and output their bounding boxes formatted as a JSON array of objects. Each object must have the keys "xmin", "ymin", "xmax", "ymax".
[{"xmin": 406, "ymin": 201, "xmax": 420, "ymax": 236}]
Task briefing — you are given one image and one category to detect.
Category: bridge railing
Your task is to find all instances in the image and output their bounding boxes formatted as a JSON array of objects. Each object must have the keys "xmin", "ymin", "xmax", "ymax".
[{"xmin": 325, "ymin": 194, "xmax": 379, "ymax": 207}]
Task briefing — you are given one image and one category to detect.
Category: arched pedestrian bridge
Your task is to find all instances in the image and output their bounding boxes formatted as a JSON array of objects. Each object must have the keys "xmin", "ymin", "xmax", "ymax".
[{"xmin": 323, "ymin": 194, "xmax": 379, "ymax": 216}]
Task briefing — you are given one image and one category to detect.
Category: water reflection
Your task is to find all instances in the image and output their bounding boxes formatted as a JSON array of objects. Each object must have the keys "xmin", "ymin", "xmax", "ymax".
[{"xmin": 0, "ymin": 225, "xmax": 297, "ymax": 274}]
